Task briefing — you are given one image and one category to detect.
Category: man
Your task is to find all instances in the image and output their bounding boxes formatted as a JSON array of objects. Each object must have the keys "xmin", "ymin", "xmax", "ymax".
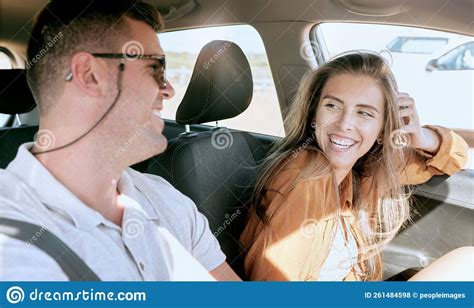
[{"xmin": 0, "ymin": 0, "xmax": 240, "ymax": 281}]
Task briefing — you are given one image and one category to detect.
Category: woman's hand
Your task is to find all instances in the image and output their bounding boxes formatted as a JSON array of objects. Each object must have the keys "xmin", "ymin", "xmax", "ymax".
[{"xmin": 392, "ymin": 92, "xmax": 441, "ymax": 154}]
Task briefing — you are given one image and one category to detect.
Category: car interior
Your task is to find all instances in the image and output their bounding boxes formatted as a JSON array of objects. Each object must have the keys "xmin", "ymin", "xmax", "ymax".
[{"xmin": 0, "ymin": 0, "xmax": 473, "ymax": 281}]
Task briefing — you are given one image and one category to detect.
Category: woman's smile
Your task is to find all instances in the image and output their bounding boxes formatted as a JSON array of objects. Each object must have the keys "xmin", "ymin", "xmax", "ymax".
[{"xmin": 327, "ymin": 134, "xmax": 359, "ymax": 151}]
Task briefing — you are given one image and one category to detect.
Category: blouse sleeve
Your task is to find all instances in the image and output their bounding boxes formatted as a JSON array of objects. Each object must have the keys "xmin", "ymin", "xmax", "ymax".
[
  {"xmin": 240, "ymin": 170, "xmax": 339, "ymax": 281},
  {"xmin": 400, "ymin": 125, "xmax": 468, "ymax": 185}
]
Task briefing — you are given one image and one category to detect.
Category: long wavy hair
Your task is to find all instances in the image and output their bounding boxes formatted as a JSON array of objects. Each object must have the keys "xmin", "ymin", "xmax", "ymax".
[{"xmin": 250, "ymin": 52, "xmax": 413, "ymax": 281}]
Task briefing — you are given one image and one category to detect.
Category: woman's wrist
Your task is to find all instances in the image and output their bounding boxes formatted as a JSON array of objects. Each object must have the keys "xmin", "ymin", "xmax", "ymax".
[{"xmin": 416, "ymin": 127, "xmax": 441, "ymax": 154}]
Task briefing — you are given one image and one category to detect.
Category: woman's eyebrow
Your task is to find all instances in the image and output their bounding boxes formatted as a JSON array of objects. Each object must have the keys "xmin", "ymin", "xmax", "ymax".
[
  {"xmin": 322, "ymin": 94, "xmax": 344, "ymax": 104},
  {"xmin": 323, "ymin": 94, "xmax": 380, "ymax": 114}
]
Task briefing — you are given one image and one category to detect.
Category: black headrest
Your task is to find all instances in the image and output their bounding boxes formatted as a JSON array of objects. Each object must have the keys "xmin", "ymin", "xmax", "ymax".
[
  {"xmin": 176, "ymin": 40, "xmax": 253, "ymax": 125},
  {"xmin": 0, "ymin": 69, "xmax": 36, "ymax": 114}
]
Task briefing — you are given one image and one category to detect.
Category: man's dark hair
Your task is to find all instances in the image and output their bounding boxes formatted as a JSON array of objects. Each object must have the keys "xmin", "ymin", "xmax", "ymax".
[{"xmin": 26, "ymin": 0, "xmax": 163, "ymax": 114}]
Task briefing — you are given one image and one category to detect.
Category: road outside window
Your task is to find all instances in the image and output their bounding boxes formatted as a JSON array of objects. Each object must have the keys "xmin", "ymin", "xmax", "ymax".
[{"xmin": 159, "ymin": 25, "xmax": 284, "ymax": 137}]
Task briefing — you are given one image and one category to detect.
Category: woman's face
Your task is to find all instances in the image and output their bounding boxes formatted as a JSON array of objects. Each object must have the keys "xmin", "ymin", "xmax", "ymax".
[{"xmin": 314, "ymin": 73, "xmax": 385, "ymax": 175}]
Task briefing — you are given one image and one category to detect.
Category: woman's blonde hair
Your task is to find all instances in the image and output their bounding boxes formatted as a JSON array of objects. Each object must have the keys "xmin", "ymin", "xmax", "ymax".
[{"xmin": 250, "ymin": 51, "xmax": 413, "ymax": 281}]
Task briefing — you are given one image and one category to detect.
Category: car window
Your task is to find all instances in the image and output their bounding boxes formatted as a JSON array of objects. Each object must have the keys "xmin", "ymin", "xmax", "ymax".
[
  {"xmin": 387, "ymin": 37, "xmax": 448, "ymax": 54},
  {"xmin": 0, "ymin": 51, "xmax": 13, "ymax": 69},
  {"xmin": 0, "ymin": 51, "xmax": 14, "ymax": 127},
  {"xmin": 159, "ymin": 25, "xmax": 284, "ymax": 137},
  {"xmin": 437, "ymin": 42, "xmax": 474, "ymax": 70},
  {"xmin": 313, "ymin": 23, "xmax": 473, "ymax": 169}
]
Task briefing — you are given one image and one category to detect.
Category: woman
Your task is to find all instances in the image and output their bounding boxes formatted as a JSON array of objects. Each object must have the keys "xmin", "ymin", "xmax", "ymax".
[{"xmin": 240, "ymin": 52, "xmax": 471, "ymax": 281}]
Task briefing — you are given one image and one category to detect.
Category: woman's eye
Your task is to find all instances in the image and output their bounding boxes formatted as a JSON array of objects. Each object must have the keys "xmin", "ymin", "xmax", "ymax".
[
  {"xmin": 325, "ymin": 103, "xmax": 339, "ymax": 110},
  {"xmin": 359, "ymin": 111, "xmax": 374, "ymax": 118}
]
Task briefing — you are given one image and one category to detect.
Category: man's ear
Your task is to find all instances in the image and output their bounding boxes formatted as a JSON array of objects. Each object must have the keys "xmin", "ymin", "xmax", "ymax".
[{"xmin": 69, "ymin": 52, "xmax": 106, "ymax": 97}]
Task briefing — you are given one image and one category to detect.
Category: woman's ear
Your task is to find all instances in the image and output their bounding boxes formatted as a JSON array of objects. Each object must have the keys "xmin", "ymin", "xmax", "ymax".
[{"xmin": 376, "ymin": 131, "xmax": 384, "ymax": 144}]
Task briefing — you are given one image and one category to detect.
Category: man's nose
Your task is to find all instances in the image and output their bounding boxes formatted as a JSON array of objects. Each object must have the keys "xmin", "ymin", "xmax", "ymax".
[{"xmin": 160, "ymin": 80, "xmax": 175, "ymax": 100}]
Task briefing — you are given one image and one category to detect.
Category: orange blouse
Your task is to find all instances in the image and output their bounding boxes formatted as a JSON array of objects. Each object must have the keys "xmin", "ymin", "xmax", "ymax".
[{"xmin": 240, "ymin": 125, "xmax": 468, "ymax": 281}]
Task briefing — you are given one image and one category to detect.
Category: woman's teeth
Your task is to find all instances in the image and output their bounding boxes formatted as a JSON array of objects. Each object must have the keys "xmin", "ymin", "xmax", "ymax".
[
  {"xmin": 153, "ymin": 110, "xmax": 161, "ymax": 117},
  {"xmin": 329, "ymin": 135, "xmax": 356, "ymax": 149}
]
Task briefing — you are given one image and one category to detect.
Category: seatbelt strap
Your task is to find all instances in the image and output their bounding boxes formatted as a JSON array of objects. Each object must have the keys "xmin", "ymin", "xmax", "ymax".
[{"xmin": 0, "ymin": 217, "xmax": 101, "ymax": 281}]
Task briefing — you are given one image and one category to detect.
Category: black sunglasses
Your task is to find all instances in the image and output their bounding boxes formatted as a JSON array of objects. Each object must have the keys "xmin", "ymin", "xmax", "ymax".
[{"xmin": 66, "ymin": 53, "xmax": 167, "ymax": 89}]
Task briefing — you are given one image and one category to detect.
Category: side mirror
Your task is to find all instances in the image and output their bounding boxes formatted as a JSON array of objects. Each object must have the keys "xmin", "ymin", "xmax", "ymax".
[{"xmin": 425, "ymin": 59, "xmax": 438, "ymax": 72}]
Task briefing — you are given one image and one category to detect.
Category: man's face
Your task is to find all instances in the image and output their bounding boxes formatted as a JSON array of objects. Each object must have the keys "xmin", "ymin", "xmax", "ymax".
[{"xmin": 106, "ymin": 17, "xmax": 175, "ymax": 164}]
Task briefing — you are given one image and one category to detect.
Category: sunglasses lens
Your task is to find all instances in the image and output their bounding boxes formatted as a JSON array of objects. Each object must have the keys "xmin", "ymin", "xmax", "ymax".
[{"xmin": 156, "ymin": 67, "xmax": 166, "ymax": 89}]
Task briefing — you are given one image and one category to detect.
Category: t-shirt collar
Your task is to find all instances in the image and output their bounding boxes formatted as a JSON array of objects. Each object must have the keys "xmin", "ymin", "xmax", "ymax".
[{"xmin": 6, "ymin": 142, "xmax": 151, "ymax": 230}]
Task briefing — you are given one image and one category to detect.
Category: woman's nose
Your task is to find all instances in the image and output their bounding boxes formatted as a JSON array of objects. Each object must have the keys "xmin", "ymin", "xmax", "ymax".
[{"xmin": 336, "ymin": 111, "xmax": 355, "ymax": 131}]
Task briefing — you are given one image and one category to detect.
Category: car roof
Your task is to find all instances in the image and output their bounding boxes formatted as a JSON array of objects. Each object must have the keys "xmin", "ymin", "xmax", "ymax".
[{"xmin": 1, "ymin": 0, "xmax": 473, "ymax": 47}]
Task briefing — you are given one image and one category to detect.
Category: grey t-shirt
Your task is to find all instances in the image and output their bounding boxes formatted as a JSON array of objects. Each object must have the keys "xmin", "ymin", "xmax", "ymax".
[{"xmin": 0, "ymin": 143, "xmax": 225, "ymax": 281}]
